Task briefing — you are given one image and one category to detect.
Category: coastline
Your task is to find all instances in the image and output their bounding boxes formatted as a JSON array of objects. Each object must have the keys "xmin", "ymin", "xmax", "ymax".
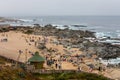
[{"xmin": 0, "ymin": 22, "xmax": 119, "ymax": 79}]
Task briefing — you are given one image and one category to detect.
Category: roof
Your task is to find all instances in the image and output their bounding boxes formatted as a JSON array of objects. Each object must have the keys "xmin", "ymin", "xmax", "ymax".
[{"xmin": 28, "ymin": 52, "xmax": 45, "ymax": 62}]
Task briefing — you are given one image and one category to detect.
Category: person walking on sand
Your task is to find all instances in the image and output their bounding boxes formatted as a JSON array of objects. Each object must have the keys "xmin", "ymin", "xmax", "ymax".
[
  {"xmin": 55, "ymin": 63, "xmax": 58, "ymax": 69},
  {"xmin": 39, "ymin": 37, "xmax": 41, "ymax": 40},
  {"xmin": 58, "ymin": 63, "xmax": 62, "ymax": 70},
  {"xmin": 35, "ymin": 41, "xmax": 37, "ymax": 46},
  {"xmin": 78, "ymin": 66, "xmax": 81, "ymax": 71},
  {"xmin": 6, "ymin": 34, "xmax": 8, "ymax": 37}
]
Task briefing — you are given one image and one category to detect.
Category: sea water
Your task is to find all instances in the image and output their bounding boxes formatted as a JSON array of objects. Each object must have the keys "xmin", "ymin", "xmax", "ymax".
[
  {"xmin": 99, "ymin": 58, "xmax": 120, "ymax": 65},
  {"xmin": 1, "ymin": 16, "xmax": 120, "ymax": 38},
  {"xmin": 1, "ymin": 16, "xmax": 120, "ymax": 63}
]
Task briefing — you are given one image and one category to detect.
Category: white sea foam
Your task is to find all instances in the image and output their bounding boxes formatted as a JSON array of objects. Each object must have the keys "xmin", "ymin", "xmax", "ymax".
[
  {"xmin": 95, "ymin": 32, "xmax": 120, "ymax": 38},
  {"xmin": 100, "ymin": 58, "xmax": 120, "ymax": 65},
  {"xmin": 95, "ymin": 32, "xmax": 105, "ymax": 38},
  {"xmin": 18, "ymin": 19, "xmax": 33, "ymax": 22},
  {"xmin": 52, "ymin": 24, "xmax": 67, "ymax": 29},
  {"xmin": 1, "ymin": 16, "xmax": 120, "ymax": 39},
  {"xmin": 10, "ymin": 23, "xmax": 34, "ymax": 27}
]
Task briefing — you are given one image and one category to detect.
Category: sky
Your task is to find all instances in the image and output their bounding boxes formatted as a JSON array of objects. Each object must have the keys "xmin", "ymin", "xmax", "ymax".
[{"xmin": 0, "ymin": 0, "xmax": 120, "ymax": 16}]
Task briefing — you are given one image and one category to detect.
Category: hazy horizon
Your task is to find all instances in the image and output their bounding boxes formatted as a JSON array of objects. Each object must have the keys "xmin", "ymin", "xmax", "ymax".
[
  {"xmin": 0, "ymin": 0, "xmax": 120, "ymax": 16},
  {"xmin": 3, "ymin": 15, "xmax": 120, "ymax": 17}
]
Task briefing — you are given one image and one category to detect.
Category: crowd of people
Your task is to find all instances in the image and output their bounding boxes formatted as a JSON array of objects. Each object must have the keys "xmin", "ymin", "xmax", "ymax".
[
  {"xmin": 0, "ymin": 32, "xmax": 104, "ymax": 72},
  {"xmin": 0, "ymin": 33, "xmax": 8, "ymax": 42}
]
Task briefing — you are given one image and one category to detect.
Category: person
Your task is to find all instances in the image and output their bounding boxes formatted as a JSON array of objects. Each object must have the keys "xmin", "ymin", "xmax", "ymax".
[
  {"xmin": 89, "ymin": 67, "xmax": 93, "ymax": 72},
  {"xmin": 58, "ymin": 64, "xmax": 61, "ymax": 70},
  {"xmin": 55, "ymin": 63, "xmax": 58, "ymax": 69},
  {"xmin": 29, "ymin": 51, "xmax": 31, "ymax": 54},
  {"xmin": 6, "ymin": 34, "xmax": 8, "ymax": 37},
  {"xmin": 35, "ymin": 41, "xmax": 37, "ymax": 46},
  {"xmin": 1, "ymin": 38, "xmax": 8, "ymax": 42},
  {"xmin": 45, "ymin": 56, "xmax": 48, "ymax": 60},
  {"xmin": 1, "ymin": 39, "xmax": 3, "ymax": 42},
  {"xmin": 98, "ymin": 66, "xmax": 101, "ymax": 71},
  {"xmin": 25, "ymin": 49, "xmax": 28, "ymax": 53},
  {"xmin": 39, "ymin": 37, "xmax": 41, "ymax": 40},
  {"xmin": 29, "ymin": 43, "xmax": 31, "ymax": 45},
  {"xmin": 19, "ymin": 50, "xmax": 23, "ymax": 54},
  {"xmin": 78, "ymin": 66, "xmax": 81, "ymax": 71}
]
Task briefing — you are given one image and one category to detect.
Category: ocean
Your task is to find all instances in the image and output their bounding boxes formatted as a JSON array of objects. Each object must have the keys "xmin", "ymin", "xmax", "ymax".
[{"xmin": 2, "ymin": 16, "xmax": 120, "ymax": 38}]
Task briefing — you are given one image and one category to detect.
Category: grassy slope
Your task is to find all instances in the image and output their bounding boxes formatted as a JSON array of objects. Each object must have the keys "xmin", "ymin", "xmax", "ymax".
[
  {"xmin": 0, "ymin": 56, "xmax": 110, "ymax": 80},
  {"xmin": 33, "ymin": 72, "xmax": 110, "ymax": 80}
]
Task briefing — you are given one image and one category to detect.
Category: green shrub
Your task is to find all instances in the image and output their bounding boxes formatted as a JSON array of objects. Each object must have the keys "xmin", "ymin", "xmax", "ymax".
[{"xmin": 25, "ymin": 30, "xmax": 33, "ymax": 34}]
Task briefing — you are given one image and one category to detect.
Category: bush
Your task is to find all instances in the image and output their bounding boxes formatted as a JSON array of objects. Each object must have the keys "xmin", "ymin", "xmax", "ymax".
[
  {"xmin": 1, "ymin": 28, "xmax": 9, "ymax": 32},
  {"xmin": 25, "ymin": 30, "xmax": 33, "ymax": 34}
]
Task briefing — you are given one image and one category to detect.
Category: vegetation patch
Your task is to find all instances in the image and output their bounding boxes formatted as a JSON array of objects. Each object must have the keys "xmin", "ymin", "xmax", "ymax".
[{"xmin": 33, "ymin": 72, "xmax": 110, "ymax": 80}]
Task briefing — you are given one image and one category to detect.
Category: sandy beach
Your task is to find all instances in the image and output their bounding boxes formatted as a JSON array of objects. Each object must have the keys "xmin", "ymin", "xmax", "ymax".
[
  {"xmin": 0, "ymin": 31, "xmax": 79, "ymax": 70},
  {"xmin": 0, "ymin": 31, "xmax": 120, "ymax": 80}
]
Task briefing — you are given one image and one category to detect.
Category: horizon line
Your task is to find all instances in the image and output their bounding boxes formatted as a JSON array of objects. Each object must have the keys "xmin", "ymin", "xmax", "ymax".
[{"xmin": 1, "ymin": 15, "xmax": 120, "ymax": 17}]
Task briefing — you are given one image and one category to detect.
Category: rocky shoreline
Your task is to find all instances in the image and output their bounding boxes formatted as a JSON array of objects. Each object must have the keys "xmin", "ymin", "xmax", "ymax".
[
  {"xmin": 14, "ymin": 24, "xmax": 120, "ymax": 60},
  {"xmin": 0, "ymin": 17, "xmax": 19, "ymax": 22},
  {"xmin": 0, "ymin": 23, "xmax": 119, "ymax": 60},
  {"xmin": 0, "ymin": 24, "xmax": 119, "ymax": 79}
]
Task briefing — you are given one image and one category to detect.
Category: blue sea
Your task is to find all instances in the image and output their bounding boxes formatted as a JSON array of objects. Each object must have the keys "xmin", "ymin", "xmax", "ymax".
[{"xmin": 1, "ymin": 16, "xmax": 120, "ymax": 38}]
